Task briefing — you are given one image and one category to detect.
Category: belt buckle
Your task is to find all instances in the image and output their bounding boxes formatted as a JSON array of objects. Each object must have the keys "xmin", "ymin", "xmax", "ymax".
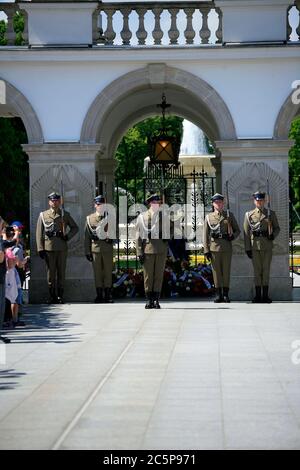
[{"xmin": 218, "ymin": 234, "xmax": 222, "ymax": 239}]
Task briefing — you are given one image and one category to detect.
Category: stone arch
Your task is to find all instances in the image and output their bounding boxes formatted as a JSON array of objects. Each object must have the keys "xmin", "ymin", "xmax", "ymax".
[
  {"xmin": 0, "ymin": 78, "xmax": 43, "ymax": 143},
  {"xmin": 80, "ymin": 64, "xmax": 237, "ymax": 155},
  {"xmin": 274, "ymin": 89, "xmax": 300, "ymax": 139}
]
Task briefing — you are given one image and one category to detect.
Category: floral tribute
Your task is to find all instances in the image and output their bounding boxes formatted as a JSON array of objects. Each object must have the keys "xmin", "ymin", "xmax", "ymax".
[{"xmin": 112, "ymin": 258, "xmax": 214, "ymax": 299}]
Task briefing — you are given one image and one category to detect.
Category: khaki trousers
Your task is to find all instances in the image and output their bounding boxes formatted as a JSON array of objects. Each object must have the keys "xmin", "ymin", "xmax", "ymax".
[
  {"xmin": 143, "ymin": 253, "xmax": 167, "ymax": 294},
  {"xmin": 211, "ymin": 251, "xmax": 232, "ymax": 289},
  {"xmin": 252, "ymin": 250, "xmax": 272, "ymax": 286},
  {"xmin": 46, "ymin": 251, "xmax": 67, "ymax": 289},
  {"xmin": 92, "ymin": 252, "xmax": 113, "ymax": 288}
]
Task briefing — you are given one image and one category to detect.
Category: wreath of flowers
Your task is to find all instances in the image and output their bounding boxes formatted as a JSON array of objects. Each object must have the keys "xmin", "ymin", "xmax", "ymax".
[{"xmin": 112, "ymin": 258, "xmax": 214, "ymax": 298}]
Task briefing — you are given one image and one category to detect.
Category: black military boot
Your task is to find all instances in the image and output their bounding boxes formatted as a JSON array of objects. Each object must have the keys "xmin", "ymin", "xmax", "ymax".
[
  {"xmin": 145, "ymin": 292, "xmax": 154, "ymax": 309},
  {"xmin": 262, "ymin": 286, "xmax": 272, "ymax": 303},
  {"xmin": 214, "ymin": 288, "xmax": 224, "ymax": 303},
  {"xmin": 223, "ymin": 287, "xmax": 230, "ymax": 303},
  {"xmin": 153, "ymin": 292, "xmax": 161, "ymax": 309},
  {"xmin": 104, "ymin": 287, "xmax": 114, "ymax": 303},
  {"xmin": 0, "ymin": 336, "xmax": 11, "ymax": 344},
  {"xmin": 47, "ymin": 286, "xmax": 58, "ymax": 304},
  {"xmin": 94, "ymin": 288, "xmax": 103, "ymax": 303},
  {"xmin": 252, "ymin": 286, "xmax": 262, "ymax": 303},
  {"xmin": 57, "ymin": 288, "xmax": 65, "ymax": 304}
]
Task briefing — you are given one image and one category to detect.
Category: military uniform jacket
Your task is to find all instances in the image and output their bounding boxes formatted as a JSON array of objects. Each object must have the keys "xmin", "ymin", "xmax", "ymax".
[
  {"xmin": 36, "ymin": 208, "xmax": 79, "ymax": 252},
  {"xmin": 84, "ymin": 212, "xmax": 113, "ymax": 255},
  {"xmin": 203, "ymin": 210, "xmax": 240, "ymax": 253},
  {"xmin": 244, "ymin": 208, "xmax": 280, "ymax": 251},
  {"xmin": 136, "ymin": 208, "xmax": 173, "ymax": 256}
]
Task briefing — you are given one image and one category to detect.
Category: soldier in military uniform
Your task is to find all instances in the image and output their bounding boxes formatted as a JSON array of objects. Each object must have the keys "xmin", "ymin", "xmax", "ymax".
[
  {"xmin": 136, "ymin": 194, "xmax": 172, "ymax": 309},
  {"xmin": 244, "ymin": 191, "xmax": 280, "ymax": 303},
  {"xmin": 84, "ymin": 195, "xmax": 114, "ymax": 303},
  {"xmin": 203, "ymin": 193, "xmax": 240, "ymax": 303},
  {"xmin": 36, "ymin": 192, "xmax": 79, "ymax": 303}
]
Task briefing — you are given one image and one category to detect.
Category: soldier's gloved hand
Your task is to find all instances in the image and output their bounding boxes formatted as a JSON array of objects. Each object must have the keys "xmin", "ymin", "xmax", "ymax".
[
  {"xmin": 267, "ymin": 233, "xmax": 274, "ymax": 241},
  {"xmin": 86, "ymin": 254, "xmax": 93, "ymax": 262},
  {"xmin": 205, "ymin": 252, "xmax": 212, "ymax": 262},
  {"xmin": 39, "ymin": 250, "xmax": 46, "ymax": 260},
  {"xmin": 227, "ymin": 234, "xmax": 234, "ymax": 242},
  {"xmin": 246, "ymin": 250, "xmax": 253, "ymax": 259},
  {"xmin": 138, "ymin": 254, "xmax": 145, "ymax": 265}
]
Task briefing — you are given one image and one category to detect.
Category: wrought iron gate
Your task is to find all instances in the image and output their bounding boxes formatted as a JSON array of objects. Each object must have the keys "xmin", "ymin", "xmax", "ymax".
[
  {"xmin": 114, "ymin": 166, "xmax": 216, "ymax": 272},
  {"xmin": 290, "ymin": 199, "xmax": 300, "ymax": 287}
]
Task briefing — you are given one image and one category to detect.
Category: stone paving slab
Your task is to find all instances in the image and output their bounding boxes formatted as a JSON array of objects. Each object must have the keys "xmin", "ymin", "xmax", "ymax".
[{"xmin": 0, "ymin": 300, "xmax": 300, "ymax": 450}]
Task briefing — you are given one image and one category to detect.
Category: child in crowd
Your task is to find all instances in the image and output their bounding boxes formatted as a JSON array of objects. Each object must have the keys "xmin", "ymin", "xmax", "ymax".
[{"xmin": 5, "ymin": 248, "xmax": 24, "ymax": 328}]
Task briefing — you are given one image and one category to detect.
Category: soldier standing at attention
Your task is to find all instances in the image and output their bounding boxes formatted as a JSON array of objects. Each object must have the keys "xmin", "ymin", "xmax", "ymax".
[
  {"xmin": 136, "ymin": 194, "xmax": 172, "ymax": 309},
  {"xmin": 84, "ymin": 195, "xmax": 114, "ymax": 304},
  {"xmin": 36, "ymin": 192, "xmax": 79, "ymax": 304},
  {"xmin": 203, "ymin": 193, "xmax": 240, "ymax": 303},
  {"xmin": 244, "ymin": 191, "xmax": 280, "ymax": 303}
]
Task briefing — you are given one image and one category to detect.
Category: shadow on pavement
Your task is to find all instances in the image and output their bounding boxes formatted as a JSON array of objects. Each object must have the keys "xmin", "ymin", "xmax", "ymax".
[
  {"xmin": 2, "ymin": 304, "xmax": 83, "ymax": 344},
  {"xmin": 0, "ymin": 368, "xmax": 27, "ymax": 391}
]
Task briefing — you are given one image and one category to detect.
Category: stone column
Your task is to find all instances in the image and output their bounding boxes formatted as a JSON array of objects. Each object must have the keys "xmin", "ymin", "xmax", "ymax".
[
  {"xmin": 96, "ymin": 157, "xmax": 117, "ymax": 204},
  {"xmin": 210, "ymin": 152, "xmax": 222, "ymax": 193},
  {"xmin": 215, "ymin": 139, "xmax": 293, "ymax": 301},
  {"xmin": 23, "ymin": 143, "xmax": 102, "ymax": 303}
]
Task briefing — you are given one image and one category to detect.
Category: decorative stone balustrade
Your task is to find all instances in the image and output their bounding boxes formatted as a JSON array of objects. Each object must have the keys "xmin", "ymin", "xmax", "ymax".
[
  {"xmin": 0, "ymin": 1, "xmax": 299, "ymax": 47},
  {"xmin": 94, "ymin": 2, "xmax": 223, "ymax": 46}
]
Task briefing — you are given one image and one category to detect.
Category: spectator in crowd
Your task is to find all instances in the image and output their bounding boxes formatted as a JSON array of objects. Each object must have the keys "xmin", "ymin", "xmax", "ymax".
[
  {"xmin": 5, "ymin": 248, "xmax": 23, "ymax": 328},
  {"xmin": 11, "ymin": 223, "xmax": 27, "ymax": 316},
  {"xmin": 0, "ymin": 217, "xmax": 11, "ymax": 343},
  {"xmin": 4, "ymin": 226, "xmax": 25, "ymax": 327}
]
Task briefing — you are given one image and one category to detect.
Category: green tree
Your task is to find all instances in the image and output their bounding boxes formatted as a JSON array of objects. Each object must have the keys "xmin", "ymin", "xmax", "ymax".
[
  {"xmin": 0, "ymin": 20, "xmax": 6, "ymax": 46},
  {"xmin": 289, "ymin": 116, "xmax": 300, "ymax": 231},
  {"xmin": 0, "ymin": 11, "xmax": 25, "ymax": 46},
  {"xmin": 0, "ymin": 117, "xmax": 29, "ymax": 232}
]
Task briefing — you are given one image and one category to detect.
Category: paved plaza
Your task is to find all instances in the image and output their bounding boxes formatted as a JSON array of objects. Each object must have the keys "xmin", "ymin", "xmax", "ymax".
[{"xmin": 0, "ymin": 294, "xmax": 300, "ymax": 450}]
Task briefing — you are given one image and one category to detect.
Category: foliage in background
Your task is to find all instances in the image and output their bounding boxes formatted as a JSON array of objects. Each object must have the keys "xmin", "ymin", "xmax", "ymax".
[
  {"xmin": 115, "ymin": 116, "xmax": 184, "ymax": 201},
  {"xmin": 0, "ymin": 11, "xmax": 25, "ymax": 46},
  {"xmin": 289, "ymin": 116, "xmax": 300, "ymax": 231},
  {"xmin": 0, "ymin": 118, "xmax": 29, "ymax": 232}
]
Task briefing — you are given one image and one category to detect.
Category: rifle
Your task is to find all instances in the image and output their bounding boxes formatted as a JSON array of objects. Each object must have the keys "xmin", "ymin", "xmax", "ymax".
[
  {"xmin": 103, "ymin": 176, "xmax": 109, "ymax": 238},
  {"xmin": 60, "ymin": 179, "xmax": 66, "ymax": 236},
  {"xmin": 267, "ymin": 179, "xmax": 272, "ymax": 236},
  {"xmin": 225, "ymin": 181, "xmax": 233, "ymax": 236}
]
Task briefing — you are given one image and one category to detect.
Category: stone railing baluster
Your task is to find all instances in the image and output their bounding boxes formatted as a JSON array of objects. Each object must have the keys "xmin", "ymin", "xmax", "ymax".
[
  {"xmin": 3, "ymin": 3, "xmax": 17, "ymax": 46},
  {"xmin": 168, "ymin": 8, "xmax": 180, "ymax": 45},
  {"xmin": 22, "ymin": 10, "xmax": 29, "ymax": 46},
  {"xmin": 199, "ymin": 6, "xmax": 211, "ymax": 44},
  {"xmin": 152, "ymin": 7, "xmax": 163, "ymax": 45},
  {"xmin": 287, "ymin": 6, "xmax": 292, "ymax": 41},
  {"xmin": 120, "ymin": 7, "xmax": 132, "ymax": 45},
  {"xmin": 215, "ymin": 7, "xmax": 223, "ymax": 44},
  {"xmin": 103, "ymin": 6, "xmax": 116, "ymax": 45},
  {"xmin": 136, "ymin": 7, "xmax": 147, "ymax": 45},
  {"xmin": 184, "ymin": 8, "xmax": 195, "ymax": 45},
  {"xmin": 92, "ymin": 7, "xmax": 100, "ymax": 44},
  {"xmin": 296, "ymin": 2, "xmax": 300, "ymax": 41}
]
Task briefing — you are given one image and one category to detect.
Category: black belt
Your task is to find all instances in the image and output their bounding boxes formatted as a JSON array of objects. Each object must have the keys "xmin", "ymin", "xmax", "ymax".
[
  {"xmin": 45, "ymin": 231, "xmax": 63, "ymax": 238},
  {"xmin": 211, "ymin": 234, "xmax": 229, "ymax": 241},
  {"xmin": 252, "ymin": 231, "xmax": 268, "ymax": 238}
]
